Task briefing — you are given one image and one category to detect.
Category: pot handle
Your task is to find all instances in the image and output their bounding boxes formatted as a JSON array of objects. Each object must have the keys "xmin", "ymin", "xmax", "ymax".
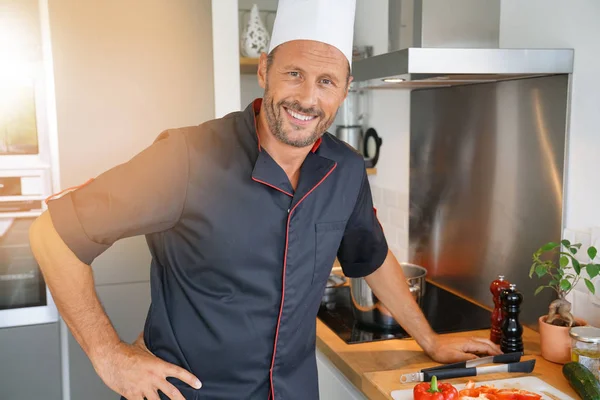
[{"xmin": 409, "ymin": 284, "xmax": 420, "ymax": 295}]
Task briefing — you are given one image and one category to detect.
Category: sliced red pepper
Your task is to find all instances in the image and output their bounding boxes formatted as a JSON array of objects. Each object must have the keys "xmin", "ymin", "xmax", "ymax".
[
  {"xmin": 413, "ymin": 376, "xmax": 459, "ymax": 400},
  {"xmin": 495, "ymin": 389, "xmax": 542, "ymax": 400}
]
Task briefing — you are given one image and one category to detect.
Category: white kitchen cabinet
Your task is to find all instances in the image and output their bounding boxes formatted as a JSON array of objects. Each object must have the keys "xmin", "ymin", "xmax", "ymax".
[
  {"xmin": 0, "ymin": 323, "xmax": 62, "ymax": 400},
  {"xmin": 316, "ymin": 348, "xmax": 367, "ymax": 400}
]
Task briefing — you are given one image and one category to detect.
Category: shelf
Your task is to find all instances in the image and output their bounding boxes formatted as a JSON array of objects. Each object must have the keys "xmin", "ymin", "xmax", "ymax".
[
  {"xmin": 0, "ymin": 210, "xmax": 43, "ymax": 219},
  {"xmin": 367, "ymin": 168, "xmax": 377, "ymax": 175},
  {"xmin": 240, "ymin": 57, "xmax": 259, "ymax": 74}
]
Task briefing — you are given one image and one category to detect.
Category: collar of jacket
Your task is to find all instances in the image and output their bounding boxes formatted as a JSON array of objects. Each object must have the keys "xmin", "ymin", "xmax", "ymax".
[{"xmin": 245, "ymin": 98, "xmax": 337, "ymax": 206}]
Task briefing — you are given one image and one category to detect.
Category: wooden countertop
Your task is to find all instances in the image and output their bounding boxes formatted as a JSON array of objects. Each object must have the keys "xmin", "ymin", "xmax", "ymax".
[{"xmin": 316, "ymin": 302, "xmax": 579, "ymax": 399}]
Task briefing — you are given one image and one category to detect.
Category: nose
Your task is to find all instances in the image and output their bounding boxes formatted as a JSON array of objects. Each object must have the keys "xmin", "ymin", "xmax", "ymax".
[{"xmin": 295, "ymin": 80, "xmax": 318, "ymax": 111}]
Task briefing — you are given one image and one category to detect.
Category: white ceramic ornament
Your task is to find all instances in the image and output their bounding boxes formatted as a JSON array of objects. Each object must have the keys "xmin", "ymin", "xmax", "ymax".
[{"xmin": 240, "ymin": 4, "xmax": 270, "ymax": 58}]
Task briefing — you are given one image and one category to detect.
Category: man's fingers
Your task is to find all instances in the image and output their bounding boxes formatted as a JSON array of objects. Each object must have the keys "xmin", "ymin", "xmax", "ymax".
[
  {"xmin": 143, "ymin": 389, "xmax": 160, "ymax": 400},
  {"xmin": 156, "ymin": 381, "xmax": 186, "ymax": 400},
  {"xmin": 458, "ymin": 351, "xmax": 478, "ymax": 361},
  {"xmin": 471, "ymin": 337, "xmax": 502, "ymax": 351},
  {"xmin": 164, "ymin": 363, "xmax": 202, "ymax": 390},
  {"xmin": 461, "ymin": 339, "xmax": 501, "ymax": 355}
]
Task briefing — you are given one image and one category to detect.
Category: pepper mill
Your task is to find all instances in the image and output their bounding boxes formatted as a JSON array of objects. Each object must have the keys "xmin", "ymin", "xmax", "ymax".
[
  {"xmin": 490, "ymin": 275, "xmax": 511, "ymax": 344},
  {"xmin": 500, "ymin": 283, "xmax": 524, "ymax": 354}
]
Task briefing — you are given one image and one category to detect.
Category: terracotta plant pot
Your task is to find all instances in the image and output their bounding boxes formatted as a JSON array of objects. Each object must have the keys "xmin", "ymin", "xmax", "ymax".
[{"xmin": 538, "ymin": 315, "xmax": 587, "ymax": 364}]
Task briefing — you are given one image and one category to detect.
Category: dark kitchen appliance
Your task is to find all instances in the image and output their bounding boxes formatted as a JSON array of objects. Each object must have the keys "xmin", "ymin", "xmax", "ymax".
[{"xmin": 318, "ymin": 281, "xmax": 492, "ymax": 344}]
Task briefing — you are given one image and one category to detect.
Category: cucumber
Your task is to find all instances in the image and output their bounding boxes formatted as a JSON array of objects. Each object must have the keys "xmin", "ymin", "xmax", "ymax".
[{"xmin": 562, "ymin": 362, "xmax": 600, "ymax": 400}]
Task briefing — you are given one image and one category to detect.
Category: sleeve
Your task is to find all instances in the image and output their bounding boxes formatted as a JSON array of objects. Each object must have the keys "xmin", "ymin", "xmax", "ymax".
[
  {"xmin": 337, "ymin": 169, "xmax": 389, "ymax": 278},
  {"xmin": 46, "ymin": 129, "xmax": 189, "ymax": 265}
]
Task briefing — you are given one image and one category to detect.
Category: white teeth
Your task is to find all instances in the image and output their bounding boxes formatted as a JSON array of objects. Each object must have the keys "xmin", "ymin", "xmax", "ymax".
[{"xmin": 287, "ymin": 108, "xmax": 315, "ymax": 121}]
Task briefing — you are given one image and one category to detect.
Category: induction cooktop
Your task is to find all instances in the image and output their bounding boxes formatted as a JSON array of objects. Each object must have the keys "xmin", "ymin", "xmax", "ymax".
[{"xmin": 317, "ymin": 282, "xmax": 492, "ymax": 344}]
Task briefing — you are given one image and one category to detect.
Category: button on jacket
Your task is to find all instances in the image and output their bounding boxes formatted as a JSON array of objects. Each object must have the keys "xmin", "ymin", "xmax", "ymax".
[{"xmin": 48, "ymin": 99, "xmax": 388, "ymax": 400}]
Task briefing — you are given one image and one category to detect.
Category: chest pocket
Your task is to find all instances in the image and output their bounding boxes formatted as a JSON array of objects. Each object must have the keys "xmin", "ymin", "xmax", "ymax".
[{"xmin": 313, "ymin": 220, "xmax": 347, "ymax": 285}]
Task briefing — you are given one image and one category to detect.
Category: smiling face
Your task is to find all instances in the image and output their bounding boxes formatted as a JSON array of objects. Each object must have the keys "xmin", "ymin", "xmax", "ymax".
[{"xmin": 258, "ymin": 40, "xmax": 352, "ymax": 148}]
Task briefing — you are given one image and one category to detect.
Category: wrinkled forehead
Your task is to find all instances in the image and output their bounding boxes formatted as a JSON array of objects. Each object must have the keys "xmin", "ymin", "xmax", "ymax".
[{"xmin": 269, "ymin": 40, "xmax": 350, "ymax": 76}]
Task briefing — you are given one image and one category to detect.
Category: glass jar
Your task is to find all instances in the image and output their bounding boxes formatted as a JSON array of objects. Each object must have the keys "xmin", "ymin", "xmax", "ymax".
[{"xmin": 570, "ymin": 326, "xmax": 600, "ymax": 381}]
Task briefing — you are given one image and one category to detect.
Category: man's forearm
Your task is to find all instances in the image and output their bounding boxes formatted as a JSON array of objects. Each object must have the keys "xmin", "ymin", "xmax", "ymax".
[
  {"xmin": 29, "ymin": 212, "xmax": 120, "ymax": 363},
  {"xmin": 365, "ymin": 251, "xmax": 437, "ymax": 353}
]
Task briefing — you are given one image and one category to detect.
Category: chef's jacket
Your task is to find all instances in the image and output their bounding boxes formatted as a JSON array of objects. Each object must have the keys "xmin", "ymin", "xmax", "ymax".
[{"xmin": 47, "ymin": 99, "xmax": 388, "ymax": 400}]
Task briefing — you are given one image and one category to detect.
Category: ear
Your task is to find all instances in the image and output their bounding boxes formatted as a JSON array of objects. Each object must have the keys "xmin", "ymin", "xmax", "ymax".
[
  {"xmin": 258, "ymin": 52, "xmax": 268, "ymax": 89},
  {"xmin": 342, "ymin": 75, "xmax": 354, "ymax": 101}
]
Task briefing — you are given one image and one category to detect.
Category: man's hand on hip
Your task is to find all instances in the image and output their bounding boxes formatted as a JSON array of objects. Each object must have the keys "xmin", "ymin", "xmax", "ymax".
[{"xmin": 91, "ymin": 334, "xmax": 202, "ymax": 400}]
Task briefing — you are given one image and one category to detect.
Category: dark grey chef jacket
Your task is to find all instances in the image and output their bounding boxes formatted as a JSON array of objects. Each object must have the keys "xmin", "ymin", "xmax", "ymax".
[{"xmin": 47, "ymin": 99, "xmax": 388, "ymax": 400}]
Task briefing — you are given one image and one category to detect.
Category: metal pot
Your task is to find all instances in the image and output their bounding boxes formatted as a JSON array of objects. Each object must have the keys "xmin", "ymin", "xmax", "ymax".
[
  {"xmin": 349, "ymin": 263, "xmax": 427, "ymax": 330},
  {"xmin": 321, "ymin": 274, "xmax": 346, "ymax": 305}
]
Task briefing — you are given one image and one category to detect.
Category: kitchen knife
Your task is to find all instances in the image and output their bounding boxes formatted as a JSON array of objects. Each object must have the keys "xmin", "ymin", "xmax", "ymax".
[
  {"xmin": 420, "ymin": 352, "xmax": 523, "ymax": 373},
  {"xmin": 399, "ymin": 359, "xmax": 535, "ymax": 383}
]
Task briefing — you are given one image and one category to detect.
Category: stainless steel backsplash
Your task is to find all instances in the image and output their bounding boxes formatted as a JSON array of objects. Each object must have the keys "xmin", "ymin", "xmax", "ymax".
[{"xmin": 408, "ymin": 75, "xmax": 569, "ymax": 328}]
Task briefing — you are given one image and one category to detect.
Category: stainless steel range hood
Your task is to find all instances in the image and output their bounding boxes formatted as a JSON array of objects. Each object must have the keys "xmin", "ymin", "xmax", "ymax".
[{"xmin": 352, "ymin": 0, "xmax": 574, "ymax": 88}]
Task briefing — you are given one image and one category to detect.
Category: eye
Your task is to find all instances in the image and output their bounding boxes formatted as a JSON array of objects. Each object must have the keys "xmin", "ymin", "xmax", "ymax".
[
  {"xmin": 288, "ymin": 71, "xmax": 300, "ymax": 77},
  {"xmin": 320, "ymin": 78, "xmax": 334, "ymax": 86}
]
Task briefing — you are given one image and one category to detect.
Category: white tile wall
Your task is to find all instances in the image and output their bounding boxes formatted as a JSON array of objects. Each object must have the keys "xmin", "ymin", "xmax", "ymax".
[
  {"xmin": 371, "ymin": 183, "xmax": 409, "ymax": 262},
  {"xmin": 562, "ymin": 228, "xmax": 600, "ymax": 326}
]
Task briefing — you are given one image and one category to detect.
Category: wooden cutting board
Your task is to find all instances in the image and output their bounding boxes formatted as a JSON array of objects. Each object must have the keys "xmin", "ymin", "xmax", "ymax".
[{"xmin": 390, "ymin": 376, "xmax": 575, "ymax": 400}]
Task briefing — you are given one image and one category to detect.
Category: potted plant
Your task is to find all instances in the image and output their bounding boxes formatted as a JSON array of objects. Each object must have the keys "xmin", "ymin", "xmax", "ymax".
[{"xmin": 530, "ymin": 239, "xmax": 600, "ymax": 364}]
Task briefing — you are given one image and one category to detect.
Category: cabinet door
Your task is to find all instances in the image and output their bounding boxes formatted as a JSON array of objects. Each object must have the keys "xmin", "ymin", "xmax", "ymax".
[
  {"xmin": 316, "ymin": 349, "xmax": 367, "ymax": 400},
  {"xmin": 68, "ymin": 281, "xmax": 151, "ymax": 400},
  {"xmin": 0, "ymin": 323, "xmax": 62, "ymax": 400}
]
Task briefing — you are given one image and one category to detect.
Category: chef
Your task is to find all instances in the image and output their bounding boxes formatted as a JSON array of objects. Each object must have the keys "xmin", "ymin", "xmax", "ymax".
[{"xmin": 29, "ymin": 0, "xmax": 501, "ymax": 399}]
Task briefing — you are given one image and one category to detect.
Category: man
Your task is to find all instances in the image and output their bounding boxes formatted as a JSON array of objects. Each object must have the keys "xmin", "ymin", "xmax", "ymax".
[{"xmin": 29, "ymin": 1, "xmax": 500, "ymax": 399}]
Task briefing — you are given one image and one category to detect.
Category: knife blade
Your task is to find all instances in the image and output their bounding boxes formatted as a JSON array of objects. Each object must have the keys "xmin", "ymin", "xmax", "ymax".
[
  {"xmin": 420, "ymin": 352, "xmax": 523, "ymax": 373},
  {"xmin": 399, "ymin": 359, "xmax": 535, "ymax": 383}
]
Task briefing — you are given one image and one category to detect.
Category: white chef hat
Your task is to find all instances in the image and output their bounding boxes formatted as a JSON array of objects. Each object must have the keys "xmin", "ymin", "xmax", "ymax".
[{"xmin": 268, "ymin": 0, "xmax": 357, "ymax": 68}]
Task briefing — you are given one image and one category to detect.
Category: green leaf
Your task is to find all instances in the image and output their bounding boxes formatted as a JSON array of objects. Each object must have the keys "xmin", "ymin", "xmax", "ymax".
[
  {"xmin": 549, "ymin": 279, "xmax": 559, "ymax": 286},
  {"xmin": 570, "ymin": 247, "xmax": 578, "ymax": 255},
  {"xmin": 586, "ymin": 264, "xmax": 600, "ymax": 279},
  {"xmin": 559, "ymin": 256, "xmax": 569, "ymax": 268},
  {"xmin": 573, "ymin": 243, "xmax": 583, "ymax": 249},
  {"xmin": 534, "ymin": 286, "xmax": 545, "ymax": 296},
  {"xmin": 541, "ymin": 242, "xmax": 560, "ymax": 252},
  {"xmin": 572, "ymin": 258, "xmax": 581, "ymax": 274},
  {"xmin": 560, "ymin": 279, "xmax": 572, "ymax": 291},
  {"xmin": 535, "ymin": 264, "xmax": 547, "ymax": 278},
  {"xmin": 584, "ymin": 278, "xmax": 596, "ymax": 295},
  {"xmin": 588, "ymin": 246, "xmax": 598, "ymax": 260},
  {"xmin": 529, "ymin": 262, "xmax": 537, "ymax": 278},
  {"xmin": 561, "ymin": 239, "xmax": 571, "ymax": 247}
]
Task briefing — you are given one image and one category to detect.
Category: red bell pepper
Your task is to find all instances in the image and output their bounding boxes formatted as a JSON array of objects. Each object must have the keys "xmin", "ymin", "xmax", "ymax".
[
  {"xmin": 495, "ymin": 390, "xmax": 541, "ymax": 400},
  {"xmin": 413, "ymin": 376, "xmax": 459, "ymax": 400}
]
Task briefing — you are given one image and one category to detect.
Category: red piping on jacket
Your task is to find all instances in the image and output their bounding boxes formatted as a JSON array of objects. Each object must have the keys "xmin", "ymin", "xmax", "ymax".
[
  {"xmin": 44, "ymin": 178, "xmax": 95, "ymax": 204},
  {"xmin": 251, "ymin": 177, "xmax": 293, "ymax": 198},
  {"xmin": 268, "ymin": 162, "xmax": 338, "ymax": 400}
]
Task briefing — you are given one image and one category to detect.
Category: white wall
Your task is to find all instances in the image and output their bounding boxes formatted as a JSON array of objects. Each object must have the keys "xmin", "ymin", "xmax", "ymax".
[
  {"xmin": 49, "ymin": 0, "xmax": 215, "ymax": 283},
  {"xmin": 213, "ymin": 0, "xmax": 241, "ymax": 116},
  {"xmin": 500, "ymin": 0, "xmax": 600, "ymax": 326}
]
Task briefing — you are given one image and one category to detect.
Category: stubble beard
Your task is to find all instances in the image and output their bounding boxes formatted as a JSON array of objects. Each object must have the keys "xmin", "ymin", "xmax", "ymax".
[{"xmin": 263, "ymin": 83, "xmax": 336, "ymax": 148}]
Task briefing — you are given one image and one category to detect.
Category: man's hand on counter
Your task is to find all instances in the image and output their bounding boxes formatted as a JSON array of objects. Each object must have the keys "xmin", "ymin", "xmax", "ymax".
[
  {"xmin": 365, "ymin": 251, "xmax": 502, "ymax": 363},
  {"xmin": 420, "ymin": 335, "xmax": 502, "ymax": 363}
]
